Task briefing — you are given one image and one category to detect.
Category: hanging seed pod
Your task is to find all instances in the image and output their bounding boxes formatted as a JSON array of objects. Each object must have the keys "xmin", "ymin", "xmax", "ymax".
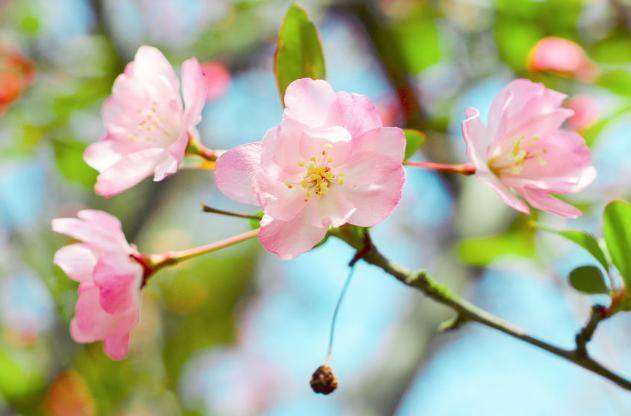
[{"xmin": 310, "ymin": 364, "xmax": 338, "ymax": 395}]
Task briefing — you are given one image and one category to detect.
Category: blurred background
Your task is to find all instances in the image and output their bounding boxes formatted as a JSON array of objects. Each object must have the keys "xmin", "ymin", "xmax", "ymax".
[{"xmin": 1, "ymin": 0, "xmax": 631, "ymax": 414}]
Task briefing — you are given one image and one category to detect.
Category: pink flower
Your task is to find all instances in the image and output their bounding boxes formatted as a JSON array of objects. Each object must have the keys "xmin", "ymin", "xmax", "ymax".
[
  {"xmin": 527, "ymin": 37, "xmax": 598, "ymax": 82},
  {"xmin": 566, "ymin": 95, "xmax": 601, "ymax": 131},
  {"xmin": 202, "ymin": 61, "xmax": 231, "ymax": 101},
  {"xmin": 215, "ymin": 78, "xmax": 406, "ymax": 259},
  {"xmin": 52, "ymin": 210, "xmax": 143, "ymax": 360},
  {"xmin": 84, "ymin": 46, "xmax": 207, "ymax": 197},
  {"xmin": 461, "ymin": 79, "xmax": 596, "ymax": 218}
]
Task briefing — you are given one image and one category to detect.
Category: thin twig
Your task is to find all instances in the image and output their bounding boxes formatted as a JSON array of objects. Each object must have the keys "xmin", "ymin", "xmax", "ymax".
[{"xmin": 201, "ymin": 204, "xmax": 261, "ymax": 221}]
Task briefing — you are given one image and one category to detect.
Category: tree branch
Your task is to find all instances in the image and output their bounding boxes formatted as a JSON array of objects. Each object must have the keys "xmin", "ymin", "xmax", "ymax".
[{"xmin": 333, "ymin": 227, "xmax": 631, "ymax": 391}]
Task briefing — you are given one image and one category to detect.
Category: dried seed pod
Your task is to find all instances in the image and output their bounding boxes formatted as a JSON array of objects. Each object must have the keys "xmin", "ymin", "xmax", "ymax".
[{"xmin": 310, "ymin": 365, "xmax": 338, "ymax": 395}]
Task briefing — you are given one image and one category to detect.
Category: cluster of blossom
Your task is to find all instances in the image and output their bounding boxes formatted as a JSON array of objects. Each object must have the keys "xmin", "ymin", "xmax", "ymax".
[{"xmin": 53, "ymin": 45, "xmax": 595, "ymax": 360}]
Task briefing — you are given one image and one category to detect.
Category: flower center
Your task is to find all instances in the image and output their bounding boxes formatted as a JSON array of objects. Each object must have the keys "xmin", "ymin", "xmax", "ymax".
[
  {"xmin": 489, "ymin": 136, "xmax": 548, "ymax": 175},
  {"xmin": 286, "ymin": 144, "xmax": 345, "ymax": 202},
  {"xmin": 130, "ymin": 101, "xmax": 177, "ymax": 143}
]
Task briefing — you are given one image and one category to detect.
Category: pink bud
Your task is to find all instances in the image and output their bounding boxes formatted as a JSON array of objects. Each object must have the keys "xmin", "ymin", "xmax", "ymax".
[
  {"xmin": 527, "ymin": 37, "xmax": 598, "ymax": 82},
  {"xmin": 202, "ymin": 61, "xmax": 231, "ymax": 101}
]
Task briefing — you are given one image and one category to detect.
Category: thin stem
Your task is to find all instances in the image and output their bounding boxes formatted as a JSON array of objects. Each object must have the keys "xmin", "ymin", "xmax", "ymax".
[
  {"xmin": 325, "ymin": 266, "xmax": 357, "ymax": 364},
  {"xmin": 404, "ymin": 161, "xmax": 476, "ymax": 176},
  {"xmin": 333, "ymin": 227, "xmax": 631, "ymax": 391},
  {"xmin": 201, "ymin": 204, "xmax": 262, "ymax": 221},
  {"xmin": 147, "ymin": 228, "xmax": 260, "ymax": 273},
  {"xmin": 576, "ymin": 305, "xmax": 607, "ymax": 356},
  {"xmin": 186, "ymin": 135, "xmax": 220, "ymax": 163}
]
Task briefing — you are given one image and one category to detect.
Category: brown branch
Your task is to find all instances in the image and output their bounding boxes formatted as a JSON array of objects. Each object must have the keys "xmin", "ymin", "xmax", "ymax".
[{"xmin": 332, "ymin": 227, "xmax": 631, "ymax": 391}]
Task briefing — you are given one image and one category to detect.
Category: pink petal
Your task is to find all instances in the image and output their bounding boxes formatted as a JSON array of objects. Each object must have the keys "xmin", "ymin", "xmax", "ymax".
[
  {"xmin": 94, "ymin": 148, "xmax": 166, "ymax": 197},
  {"xmin": 70, "ymin": 283, "xmax": 139, "ymax": 359},
  {"xmin": 477, "ymin": 171, "xmax": 530, "ymax": 214},
  {"xmin": 53, "ymin": 244, "xmax": 96, "ymax": 282},
  {"xmin": 103, "ymin": 332, "xmax": 132, "ymax": 361},
  {"xmin": 255, "ymin": 172, "xmax": 308, "ymax": 221},
  {"xmin": 52, "ymin": 211, "xmax": 128, "ymax": 253},
  {"xmin": 93, "ymin": 255, "xmax": 142, "ymax": 314},
  {"xmin": 305, "ymin": 187, "xmax": 356, "ymax": 228},
  {"xmin": 215, "ymin": 142, "xmax": 262, "ymax": 205},
  {"xmin": 351, "ymin": 127, "xmax": 405, "ymax": 163},
  {"xmin": 500, "ymin": 131, "xmax": 595, "ymax": 194},
  {"xmin": 329, "ymin": 91, "xmax": 383, "ymax": 138},
  {"xmin": 461, "ymin": 107, "xmax": 490, "ymax": 169},
  {"xmin": 258, "ymin": 213, "xmax": 328, "ymax": 260},
  {"xmin": 283, "ymin": 78, "xmax": 337, "ymax": 128},
  {"xmin": 341, "ymin": 152, "xmax": 405, "ymax": 227},
  {"xmin": 519, "ymin": 187, "xmax": 582, "ymax": 218},
  {"xmin": 181, "ymin": 57, "xmax": 207, "ymax": 127},
  {"xmin": 84, "ymin": 135, "xmax": 142, "ymax": 172}
]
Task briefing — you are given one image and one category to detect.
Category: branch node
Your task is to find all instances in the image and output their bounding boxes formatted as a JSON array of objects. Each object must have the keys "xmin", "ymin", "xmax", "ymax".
[
  {"xmin": 575, "ymin": 304, "xmax": 607, "ymax": 357},
  {"xmin": 438, "ymin": 314, "xmax": 469, "ymax": 332}
]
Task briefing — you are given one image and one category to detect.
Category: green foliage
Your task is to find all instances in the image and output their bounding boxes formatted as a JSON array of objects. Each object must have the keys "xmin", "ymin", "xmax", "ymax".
[
  {"xmin": 458, "ymin": 231, "xmax": 535, "ymax": 266},
  {"xmin": 603, "ymin": 200, "xmax": 631, "ymax": 288},
  {"xmin": 591, "ymin": 32, "xmax": 631, "ymax": 64},
  {"xmin": 583, "ymin": 104, "xmax": 631, "ymax": 147},
  {"xmin": 538, "ymin": 226, "xmax": 609, "ymax": 271},
  {"xmin": 598, "ymin": 69, "xmax": 631, "ymax": 97},
  {"xmin": 494, "ymin": 19, "xmax": 542, "ymax": 71},
  {"xmin": 568, "ymin": 265, "xmax": 609, "ymax": 294},
  {"xmin": 392, "ymin": 17, "xmax": 441, "ymax": 74},
  {"xmin": 274, "ymin": 3, "xmax": 326, "ymax": 105},
  {"xmin": 403, "ymin": 129, "xmax": 426, "ymax": 161},
  {"xmin": 52, "ymin": 139, "xmax": 97, "ymax": 188}
]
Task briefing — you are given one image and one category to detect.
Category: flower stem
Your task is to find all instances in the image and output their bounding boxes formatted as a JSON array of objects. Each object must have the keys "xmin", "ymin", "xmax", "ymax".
[
  {"xmin": 404, "ymin": 161, "xmax": 476, "ymax": 176},
  {"xmin": 145, "ymin": 228, "xmax": 260, "ymax": 275},
  {"xmin": 185, "ymin": 135, "xmax": 220, "ymax": 168},
  {"xmin": 201, "ymin": 204, "xmax": 262, "ymax": 221}
]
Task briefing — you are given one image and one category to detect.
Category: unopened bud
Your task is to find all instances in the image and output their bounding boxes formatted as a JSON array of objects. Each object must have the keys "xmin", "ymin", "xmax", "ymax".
[{"xmin": 310, "ymin": 364, "xmax": 338, "ymax": 395}]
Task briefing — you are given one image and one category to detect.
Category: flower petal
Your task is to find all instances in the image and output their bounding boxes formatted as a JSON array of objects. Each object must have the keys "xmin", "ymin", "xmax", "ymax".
[
  {"xmin": 181, "ymin": 57, "xmax": 207, "ymax": 127},
  {"xmin": 519, "ymin": 187, "xmax": 582, "ymax": 218},
  {"xmin": 94, "ymin": 148, "xmax": 166, "ymax": 197},
  {"xmin": 283, "ymin": 78, "xmax": 337, "ymax": 128},
  {"xmin": 461, "ymin": 107, "xmax": 490, "ymax": 169},
  {"xmin": 342, "ymin": 152, "xmax": 405, "ymax": 227},
  {"xmin": 53, "ymin": 244, "xmax": 96, "ymax": 282},
  {"xmin": 352, "ymin": 127, "xmax": 405, "ymax": 163},
  {"xmin": 258, "ymin": 213, "xmax": 328, "ymax": 260},
  {"xmin": 215, "ymin": 142, "xmax": 262, "ymax": 205},
  {"xmin": 329, "ymin": 91, "xmax": 383, "ymax": 138},
  {"xmin": 93, "ymin": 255, "xmax": 142, "ymax": 314},
  {"xmin": 477, "ymin": 171, "xmax": 530, "ymax": 214}
]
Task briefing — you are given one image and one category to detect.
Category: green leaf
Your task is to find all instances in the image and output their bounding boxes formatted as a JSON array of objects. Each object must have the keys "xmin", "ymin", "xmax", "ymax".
[
  {"xmin": 582, "ymin": 103, "xmax": 631, "ymax": 147},
  {"xmin": 603, "ymin": 200, "xmax": 631, "ymax": 287},
  {"xmin": 597, "ymin": 69, "xmax": 631, "ymax": 97},
  {"xmin": 458, "ymin": 231, "xmax": 535, "ymax": 267},
  {"xmin": 591, "ymin": 32, "xmax": 631, "ymax": 64},
  {"xmin": 403, "ymin": 129, "xmax": 426, "ymax": 160},
  {"xmin": 568, "ymin": 265, "xmax": 609, "ymax": 294},
  {"xmin": 274, "ymin": 3, "xmax": 326, "ymax": 105},
  {"xmin": 392, "ymin": 18, "xmax": 441, "ymax": 74},
  {"xmin": 537, "ymin": 225, "xmax": 609, "ymax": 271},
  {"xmin": 52, "ymin": 139, "xmax": 97, "ymax": 188}
]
